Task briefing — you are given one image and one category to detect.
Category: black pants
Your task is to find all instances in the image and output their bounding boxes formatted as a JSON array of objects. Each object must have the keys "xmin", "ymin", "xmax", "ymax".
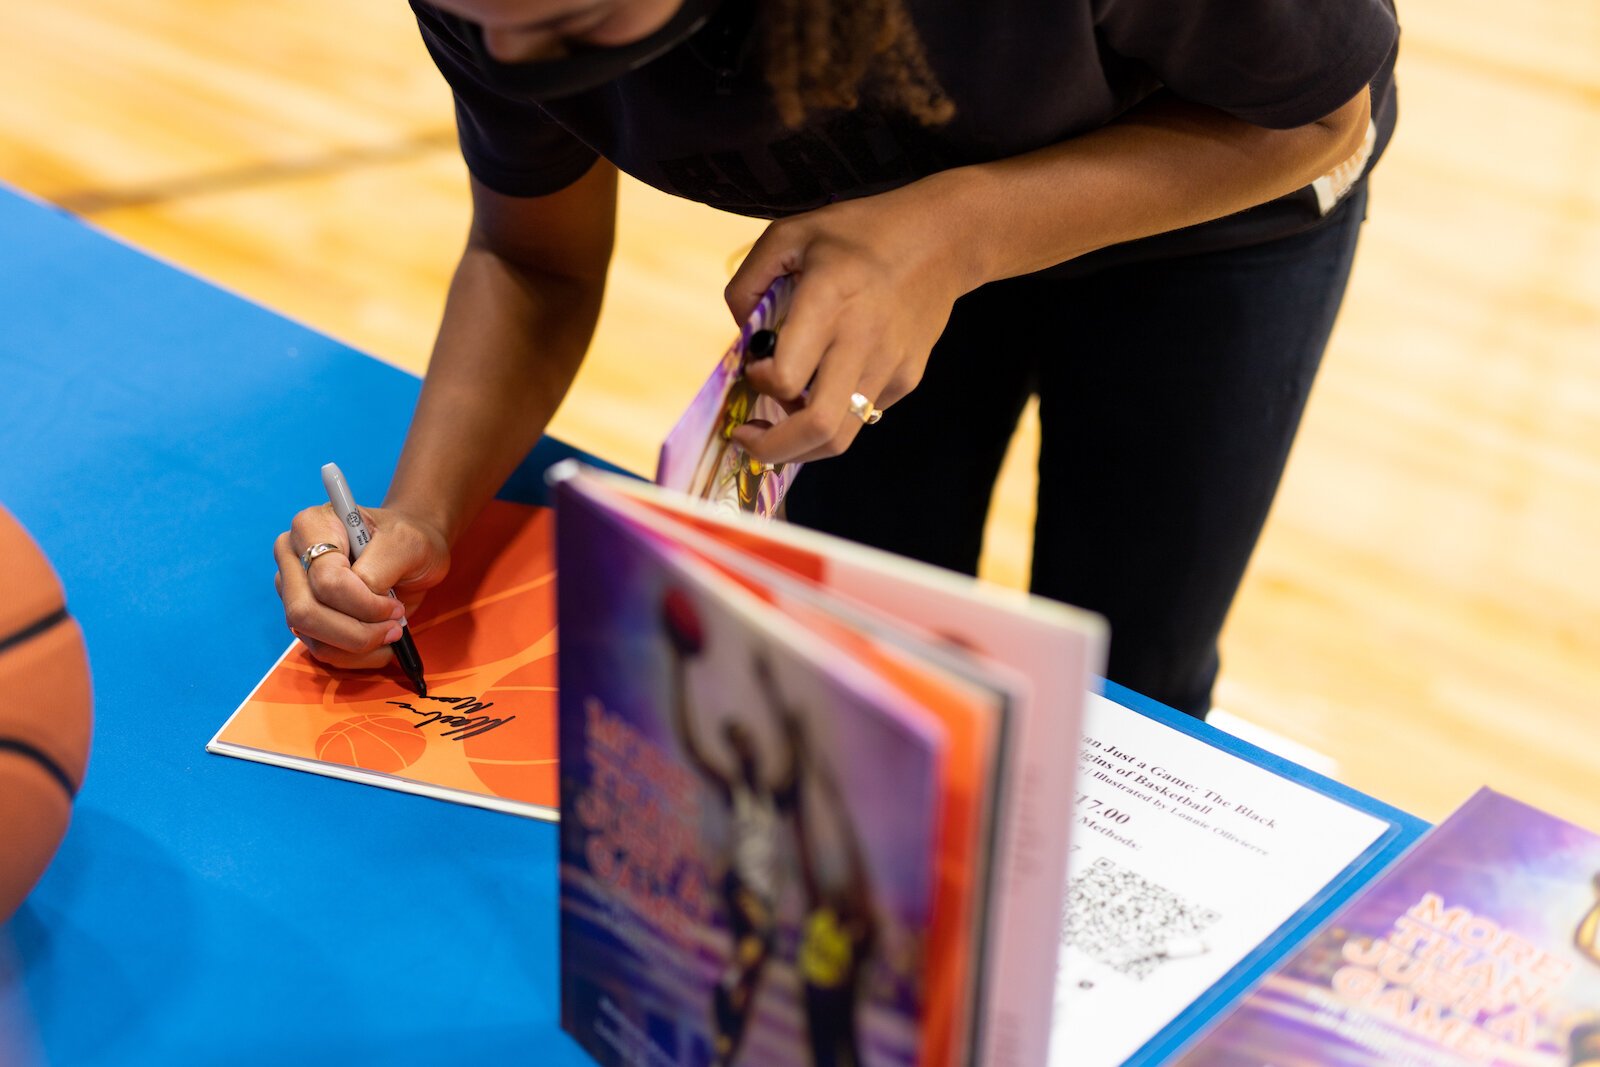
[{"xmin": 788, "ymin": 189, "xmax": 1368, "ymax": 719}]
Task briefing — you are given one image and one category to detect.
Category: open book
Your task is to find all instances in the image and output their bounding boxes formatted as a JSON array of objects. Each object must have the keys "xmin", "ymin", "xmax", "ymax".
[{"xmin": 550, "ymin": 462, "xmax": 1104, "ymax": 1067}]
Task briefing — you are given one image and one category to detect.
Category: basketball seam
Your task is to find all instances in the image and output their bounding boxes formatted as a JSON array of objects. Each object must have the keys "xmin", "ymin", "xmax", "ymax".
[
  {"xmin": 0, "ymin": 606, "xmax": 70, "ymax": 657},
  {"xmin": 0, "ymin": 737, "xmax": 78, "ymax": 799}
]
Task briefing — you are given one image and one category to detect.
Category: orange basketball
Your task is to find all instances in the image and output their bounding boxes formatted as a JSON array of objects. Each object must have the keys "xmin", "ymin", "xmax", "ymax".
[
  {"xmin": 0, "ymin": 507, "xmax": 93, "ymax": 922},
  {"xmin": 315, "ymin": 714, "xmax": 428, "ymax": 774}
]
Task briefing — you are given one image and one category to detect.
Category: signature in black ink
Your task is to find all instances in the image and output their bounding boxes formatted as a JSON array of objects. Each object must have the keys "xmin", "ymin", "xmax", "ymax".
[{"xmin": 386, "ymin": 695, "xmax": 516, "ymax": 741}]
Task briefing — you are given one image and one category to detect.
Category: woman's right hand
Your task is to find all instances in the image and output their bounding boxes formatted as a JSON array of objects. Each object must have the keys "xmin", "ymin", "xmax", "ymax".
[{"xmin": 272, "ymin": 505, "xmax": 451, "ymax": 669}]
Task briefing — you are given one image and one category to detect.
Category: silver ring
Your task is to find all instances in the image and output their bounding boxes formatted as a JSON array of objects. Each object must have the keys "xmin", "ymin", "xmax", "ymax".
[
  {"xmin": 299, "ymin": 542, "xmax": 343, "ymax": 571},
  {"xmin": 848, "ymin": 391, "xmax": 883, "ymax": 426}
]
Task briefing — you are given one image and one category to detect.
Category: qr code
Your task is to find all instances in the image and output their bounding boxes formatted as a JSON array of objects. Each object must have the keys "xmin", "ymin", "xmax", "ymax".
[{"xmin": 1062, "ymin": 856, "xmax": 1221, "ymax": 980}]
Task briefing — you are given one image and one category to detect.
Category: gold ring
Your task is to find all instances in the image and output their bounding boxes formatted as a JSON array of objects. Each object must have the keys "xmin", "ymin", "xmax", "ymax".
[
  {"xmin": 848, "ymin": 392, "xmax": 883, "ymax": 426},
  {"xmin": 299, "ymin": 542, "xmax": 343, "ymax": 571}
]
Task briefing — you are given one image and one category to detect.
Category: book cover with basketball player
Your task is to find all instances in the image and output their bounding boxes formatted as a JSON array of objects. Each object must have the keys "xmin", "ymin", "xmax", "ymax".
[
  {"xmin": 208, "ymin": 499, "xmax": 562, "ymax": 820},
  {"xmin": 1175, "ymin": 788, "xmax": 1600, "ymax": 1067},
  {"xmin": 552, "ymin": 467, "xmax": 1026, "ymax": 1067},
  {"xmin": 552, "ymin": 463, "xmax": 1110, "ymax": 1067}
]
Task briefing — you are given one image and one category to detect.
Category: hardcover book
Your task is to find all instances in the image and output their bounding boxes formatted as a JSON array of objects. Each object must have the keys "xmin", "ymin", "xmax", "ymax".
[
  {"xmin": 1174, "ymin": 787, "xmax": 1600, "ymax": 1066},
  {"xmin": 552, "ymin": 464, "xmax": 1106, "ymax": 1067}
]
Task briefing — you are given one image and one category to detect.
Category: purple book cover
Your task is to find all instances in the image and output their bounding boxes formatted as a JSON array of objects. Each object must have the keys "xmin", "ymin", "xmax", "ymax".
[
  {"xmin": 1177, "ymin": 788, "xmax": 1600, "ymax": 1067},
  {"xmin": 554, "ymin": 474, "xmax": 947, "ymax": 1067},
  {"xmin": 656, "ymin": 275, "xmax": 799, "ymax": 519}
]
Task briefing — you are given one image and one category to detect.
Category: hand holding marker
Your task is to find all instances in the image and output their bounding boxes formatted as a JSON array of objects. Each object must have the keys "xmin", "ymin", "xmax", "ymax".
[{"xmin": 321, "ymin": 463, "xmax": 428, "ymax": 696}]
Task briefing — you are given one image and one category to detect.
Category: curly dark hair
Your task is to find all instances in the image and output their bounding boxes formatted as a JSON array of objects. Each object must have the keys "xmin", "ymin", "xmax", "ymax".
[{"xmin": 759, "ymin": 0, "xmax": 954, "ymax": 128}]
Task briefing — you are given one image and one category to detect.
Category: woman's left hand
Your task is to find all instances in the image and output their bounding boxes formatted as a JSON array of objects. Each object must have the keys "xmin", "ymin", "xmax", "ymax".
[{"xmin": 722, "ymin": 180, "xmax": 982, "ymax": 464}]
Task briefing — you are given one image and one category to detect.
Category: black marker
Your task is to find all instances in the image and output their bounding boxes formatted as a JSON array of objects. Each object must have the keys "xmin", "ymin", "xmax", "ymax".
[{"xmin": 321, "ymin": 462, "xmax": 428, "ymax": 696}]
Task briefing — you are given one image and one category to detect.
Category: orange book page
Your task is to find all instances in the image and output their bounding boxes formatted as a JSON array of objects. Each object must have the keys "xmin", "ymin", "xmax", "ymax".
[
  {"xmin": 213, "ymin": 500, "xmax": 560, "ymax": 817},
  {"xmin": 646, "ymin": 528, "xmax": 996, "ymax": 1067},
  {"xmin": 813, "ymin": 615, "xmax": 995, "ymax": 1067},
  {"xmin": 631, "ymin": 494, "xmax": 828, "ymax": 583}
]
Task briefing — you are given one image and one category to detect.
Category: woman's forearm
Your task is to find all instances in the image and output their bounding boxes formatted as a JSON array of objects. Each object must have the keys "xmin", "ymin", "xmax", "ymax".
[
  {"xmin": 384, "ymin": 165, "xmax": 617, "ymax": 544},
  {"xmin": 720, "ymin": 88, "xmax": 1374, "ymax": 464},
  {"xmin": 923, "ymin": 88, "xmax": 1373, "ymax": 291},
  {"xmin": 384, "ymin": 245, "xmax": 606, "ymax": 543}
]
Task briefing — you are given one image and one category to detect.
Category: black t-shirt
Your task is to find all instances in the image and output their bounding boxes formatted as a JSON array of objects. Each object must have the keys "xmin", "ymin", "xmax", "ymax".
[{"xmin": 413, "ymin": 0, "xmax": 1399, "ymax": 273}]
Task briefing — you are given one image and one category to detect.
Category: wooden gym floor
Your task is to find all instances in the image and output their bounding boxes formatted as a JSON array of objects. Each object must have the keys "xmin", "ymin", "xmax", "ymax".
[{"xmin": 1, "ymin": 0, "xmax": 1596, "ymax": 829}]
